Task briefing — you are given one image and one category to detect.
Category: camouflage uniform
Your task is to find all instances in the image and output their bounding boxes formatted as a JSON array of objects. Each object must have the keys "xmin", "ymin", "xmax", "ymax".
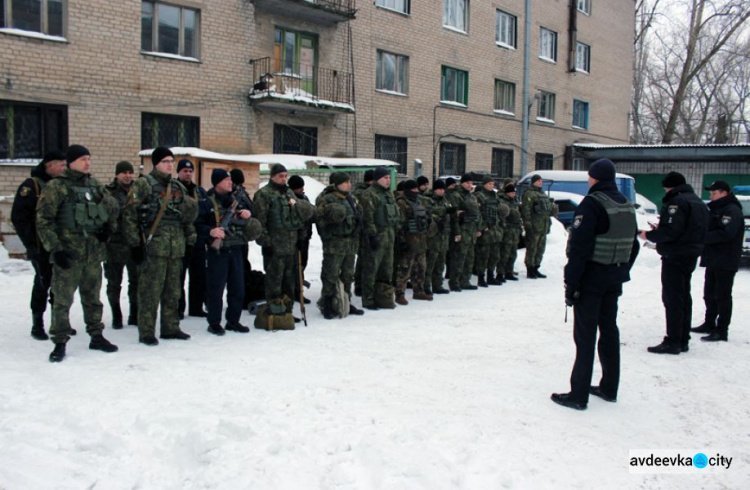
[
  {"xmin": 123, "ymin": 170, "xmax": 198, "ymax": 339},
  {"xmin": 423, "ymin": 190, "xmax": 452, "ymax": 293},
  {"xmin": 352, "ymin": 181, "xmax": 370, "ymax": 296},
  {"xmin": 36, "ymin": 169, "xmax": 119, "ymax": 344},
  {"xmin": 474, "ymin": 188, "xmax": 509, "ymax": 282},
  {"xmin": 360, "ymin": 182, "xmax": 400, "ymax": 308},
  {"xmin": 104, "ymin": 178, "xmax": 138, "ymax": 325},
  {"xmin": 254, "ymin": 181, "xmax": 315, "ymax": 305},
  {"xmin": 394, "ymin": 192, "xmax": 430, "ymax": 297},
  {"xmin": 447, "ymin": 185, "xmax": 483, "ymax": 289},
  {"xmin": 521, "ymin": 185, "xmax": 554, "ymax": 270},
  {"xmin": 316, "ymin": 185, "xmax": 362, "ymax": 307},
  {"xmin": 497, "ymin": 191, "xmax": 523, "ymax": 278}
]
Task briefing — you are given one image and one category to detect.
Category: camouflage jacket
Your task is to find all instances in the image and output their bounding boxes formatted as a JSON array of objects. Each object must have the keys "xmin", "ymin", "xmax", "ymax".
[
  {"xmin": 122, "ymin": 170, "xmax": 198, "ymax": 258},
  {"xmin": 316, "ymin": 185, "xmax": 362, "ymax": 255},
  {"xmin": 36, "ymin": 169, "xmax": 118, "ymax": 263},
  {"xmin": 104, "ymin": 179, "xmax": 134, "ymax": 262},
  {"xmin": 475, "ymin": 188, "xmax": 509, "ymax": 244},
  {"xmin": 423, "ymin": 190, "xmax": 452, "ymax": 237},
  {"xmin": 253, "ymin": 181, "xmax": 315, "ymax": 255},
  {"xmin": 448, "ymin": 185, "xmax": 483, "ymax": 237},
  {"xmin": 360, "ymin": 182, "xmax": 400, "ymax": 238},
  {"xmin": 521, "ymin": 186, "xmax": 554, "ymax": 234},
  {"xmin": 396, "ymin": 193, "xmax": 429, "ymax": 253},
  {"xmin": 499, "ymin": 192, "xmax": 523, "ymax": 230}
]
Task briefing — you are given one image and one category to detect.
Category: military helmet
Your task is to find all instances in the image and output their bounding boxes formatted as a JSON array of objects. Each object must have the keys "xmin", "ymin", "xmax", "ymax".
[
  {"xmin": 243, "ymin": 218, "xmax": 263, "ymax": 242},
  {"xmin": 295, "ymin": 198, "xmax": 316, "ymax": 221},
  {"xmin": 324, "ymin": 202, "xmax": 348, "ymax": 224},
  {"xmin": 497, "ymin": 202, "xmax": 510, "ymax": 219}
]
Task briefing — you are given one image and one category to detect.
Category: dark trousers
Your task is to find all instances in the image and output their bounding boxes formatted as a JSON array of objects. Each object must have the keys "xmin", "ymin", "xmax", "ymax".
[
  {"xmin": 206, "ymin": 247, "xmax": 245, "ymax": 326},
  {"xmin": 703, "ymin": 267, "xmax": 736, "ymax": 330},
  {"xmin": 30, "ymin": 257, "xmax": 53, "ymax": 313},
  {"xmin": 570, "ymin": 284, "xmax": 622, "ymax": 403},
  {"xmin": 104, "ymin": 258, "xmax": 138, "ymax": 316},
  {"xmin": 661, "ymin": 255, "xmax": 698, "ymax": 346},
  {"xmin": 179, "ymin": 245, "xmax": 207, "ymax": 315}
]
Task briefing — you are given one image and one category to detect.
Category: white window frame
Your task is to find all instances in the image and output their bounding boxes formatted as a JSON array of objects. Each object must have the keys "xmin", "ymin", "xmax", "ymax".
[
  {"xmin": 577, "ymin": 0, "xmax": 591, "ymax": 15},
  {"xmin": 494, "ymin": 79, "xmax": 516, "ymax": 115},
  {"xmin": 536, "ymin": 91, "xmax": 555, "ymax": 122},
  {"xmin": 141, "ymin": 1, "xmax": 200, "ymax": 60},
  {"xmin": 376, "ymin": 50, "xmax": 409, "ymax": 95},
  {"xmin": 576, "ymin": 42, "xmax": 591, "ymax": 73},
  {"xmin": 1, "ymin": 0, "xmax": 65, "ymax": 37},
  {"xmin": 572, "ymin": 157, "xmax": 586, "ymax": 171},
  {"xmin": 443, "ymin": 0, "xmax": 468, "ymax": 33},
  {"xmin": 375, "ymin": 0, "xmax": 410, "ymax": 15},
  {"xmin": 539, "ymin": 27, "xmax": 557, "ymax": 63},
  {"xmin": 572, "ymin": 99, "xmax": 589, "ymax": 129},
  {"xmin": 495, "ymin": 10, "xmax": 516, "ymax": 49}
]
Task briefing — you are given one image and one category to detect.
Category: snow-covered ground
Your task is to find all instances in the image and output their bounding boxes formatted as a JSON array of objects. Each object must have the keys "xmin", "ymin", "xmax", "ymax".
[{"xmin": 0, "ymin": 184, "xmax": 748, "ymax": 489}]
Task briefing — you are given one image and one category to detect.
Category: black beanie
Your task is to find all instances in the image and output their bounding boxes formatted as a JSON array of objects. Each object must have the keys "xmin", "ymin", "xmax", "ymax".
[
  {"xmin": 363, "ymin": 169, "xmax": 374, "ymax": 182},
  {"xmin": 288, "ymin": 175, "xmax": 305, "ymax": 190},
  {"xmin": 270, "ymin": 163, "xmax": 287, "ymax": 177},
  {"xmin": 330, "ymin": 172, "xmax": 350, "ymax": 186},
  {"xmin": 445, "ymin": 177, "xmax": 457, "ymax": 186},
  {"xmin": 211, "ymin": 168, "xmax": 231, "ymax": 187},
  {"xmin": 433, "ymin": 179, "xmax": 446, "ymax": 190},
  {"xmin": 115, "ymin": 160, "xmax": 134, "ymax": 175},
  {"xmin": 151, "ymin": 147, "xmax": 173, "ymax": 167},
  {"xmin": 177, "ymin": 159, "xmax": 194, "ymax": 172},
  {"xmin": 530, "ymin": 174, "xmax": 542, "ymax": 184},
  {"xmin": 403, "ymin": 179, "xmax": 418, "ymax": 191},
  {"xmin": 662, "ymin": 171, "xmax": 686, "ymax": 188},
  {"xmin": 416, "ymin": 176, "xmax": 429, "ymax": 187},
  {"xmin": 41, "ymin": 150, "xmax": 66, "ymax": 165},
  {"xmin": 460, "ymin": 173, "xmax": 473, "ymax": 184},
  {"xmin": 503, "ymin": 183, "xmax": 516, "ymax": 193},
  {"xmin": 65, "ymin": 144, "xmax": 90, "ymax": 165},
  {"xmin": 373, "ymin": 166, "xmax": 389, "ymax": 181},
  {"xmin": 230, "ymin": 168, "xmax": 245, "ymax": 185},
  {"xmin": 588, "ymin": 158, "xmax": 616, "ymax": 182}
]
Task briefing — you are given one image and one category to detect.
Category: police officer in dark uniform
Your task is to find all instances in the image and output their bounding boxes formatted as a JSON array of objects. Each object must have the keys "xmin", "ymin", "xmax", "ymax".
[
  {"xmin": 691, "ymin": 180, "xmax": 744, "ymax": 342},
  {"xmin": 640, "ymin": 171, "xmax": 709, "ymax": 354},
  {"xmin": 552, "ymin": 159, "xmax": 639, "ymax": 410}
]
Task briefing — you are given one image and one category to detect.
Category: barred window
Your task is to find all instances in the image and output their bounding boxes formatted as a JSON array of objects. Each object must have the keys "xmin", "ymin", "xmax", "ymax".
[
  {"xmin": 491, "ymin": 148, "xmax": 513, "ymax": 178},
  {"xmin": 141, "ymin": 113, "xmax": 199, "ymax": 149},
  {"xmin": 0, "ymin": 100, "xmax": 68, "ymax": 161},
  {"xmin": 535, "ymin": 153, "xmax": 553, "ymax": 171},
  {"xmin": 1, "ymin": 0, "xmax": 64, "ymax": 36},
  {"xmin": 375, "ymin": 135, "xmax": 407, "ymax": 174},
  {"xmin": 273, "ymin": 124, "xmax": 317, "ymax": 156},
  {"xmin": 440, "ymin": 142, "xmax": 466, "ymax": 176}
]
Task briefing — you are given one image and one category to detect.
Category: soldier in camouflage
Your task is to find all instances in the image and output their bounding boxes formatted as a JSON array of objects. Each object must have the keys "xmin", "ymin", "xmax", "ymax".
[
  {"xmin": 474, "ymin": 176, "xmax": 510, "ymax": 286},
  {"xmin": 521, "ymin": 174, "xmax": 555, "ymax": 278},
  {"xmin": 352, "ymin": 169, "xmax": 373, "ymax": 297},
  {"xmin": 423, "ymin": 179, "xmax": 452, "ymax": 295},
  {"xmin": 104, "ymin": 160, "xmax": 138, "ymax": 329},
  {"xmin": 123, "ymin": 147, "xmax": 198, "ymax": 345},
  {"xmin": 253, "ymin": 164, "xmax": 315, "ymax": 315},
  {"xmin": 11, "ymin": 150, "xmax": 67, "ymax": 340},
  {"xmin": 288, "ymin": 175, "xmax": 315, "ymax": 305},
  {"xmin": 36, "ymin": 145, "xmax": 120, "ymax": 362},
  {"xmin": 316, "ymin": 172, "xmax": 365, "ymax": 319},
  {"xmin": 447, "ymin": 174, "xmax": 483, "ymax": 291},
  {"xmin": 497, "ymin": 183, "xmax": 522, "ymax": 282},
  {"xmin": 394, "ymin": 180, "xmax": 432, "ymax": 304}
]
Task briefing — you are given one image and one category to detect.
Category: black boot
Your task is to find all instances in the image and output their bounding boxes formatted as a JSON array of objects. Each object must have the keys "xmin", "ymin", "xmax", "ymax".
[
  {"xmin": 322, "ymin": 297, "xmax": 337, "ymax": 320},
  {"xmin": 691, "ymin": 323, "xmax": 714, "ymax": 333},
  {"xmin": 505, "ymin": 273, "xmax": 518, "ymax": 281},
  {"xmin": 225, "ymin": 322, "xmax": 250, "ymax": 333},
  {"xmin": 31, "ymin": 312, "xmax": 48, "ymax": 341},
  {"xmin": 111, "ymin": 302, "xmax": 123, "ymax": 330},
  {"xmin": 477, "ymin": 274, "xmax": 488, "ymax": 288},
  {"xmin": 161, "ymin": 329, "xmax": 192, "ymax": 339},
  {"xmin": 647, "ymin": 337, "xmax": 681, "ymax": 355},
  {"xmin": 49, "ymin": 343, "xmax": 66, "ymax": 362},
  {"xmin": 527, "ymin": 267, "xmax": 537, "ymax": 279},
  {"xmin": 348, "ymin": 304, "xmax": 365, "ymax": 316},
  {"xmin": 701, "ymin": 329, "xmax": 728, "ymax": 342},
  {"xmin": 89, "ymin": 334, "xmax": 119, "ymax": 353},
  {"xmin": 127, "ymin": 313, "xmax": 138, "ymax": 326},
  {"xmin": 534, "ymin": 267, "xmax": 547, "ymax": 279},
  {"xmin": 550, "ymin": 392, "xmax": 587, "ymax": 411}
]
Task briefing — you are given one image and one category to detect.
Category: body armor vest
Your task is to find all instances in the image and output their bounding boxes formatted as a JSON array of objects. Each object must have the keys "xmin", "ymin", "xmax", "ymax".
[
  {"xmin": 480, "ymin": 192, "xmax": 499, "ymax": 226},
  {"xmin": 327, "ymin": 193, "xmax": 360, "ymax": 238},
  {"xmin": 404, "ymin": 197, "xmax": 429, "ymax": 234},
  {"xmin": 138, "ymin": 174, "xmax": 184, "ymax": 228},
  {"xmin": 211, "ymin": 195, "xmax": 247, "ymax": 248},
  {"xmin": 460, "ymin": 191, "xmax": 480, "ymax": 224},
  {"xmin": 56, "ymin": 182, "xmax": 109, "ymax": 235},
  {"xmin": 266, "ymin": 190, "xmax": 303, "ymax": 233},
  {"xmin": 589, "ymin": 192, "xmax": 636, "ymax": 265},
  {"xmin": 373, "ymin": 190, "xmax": 400, "ymax": 229}
]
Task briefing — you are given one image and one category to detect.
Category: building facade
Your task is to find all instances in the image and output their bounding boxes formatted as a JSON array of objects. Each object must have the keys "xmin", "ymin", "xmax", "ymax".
[{"xmin": 0, "ymin": 0, "xmax": 634, "ymax": 196}]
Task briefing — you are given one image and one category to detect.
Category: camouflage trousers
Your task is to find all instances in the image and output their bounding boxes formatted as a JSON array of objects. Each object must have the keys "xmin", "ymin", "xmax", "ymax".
[
  {"xmin": 395, "ymin": 250, "xmax": 427, "ymax": 294},
  {"xmin": 425, "ymin": 235, "xmax": 449, "ymax": 291},
  {"xmin": 320, "ymin": 252, "xmax": 355, "ymax": 300},
  {"xmin": 137, "ymin": 256, "xmax": 182, "ymax": 338},
  {"xmin": 263, "ymin": 252, "xmax": 296, "ymax": 302},
  {"xmin": 475, "ymin": 240, "xmax": 502, "ymax": 276},
  {"xmin": 50, "ymin": 259, "xmax": 105, "ymax": 344},
  {"xmin": 104, "ymin": 258, "xmax": 138, "ymax": 315},
  {"xmin": 362, "ymin": 235, "xmax": 395, "ymax": 308},
  {"xmin": 497, "ymin": 228, "xmax": 520, "ymax": 276},
  {"xmin": 524, "ymin": 230, "xmax": 547, "ymax": 268},
  {"xmin": 448, "ymin": 231, "xmax": 477, "ymax": 288}
]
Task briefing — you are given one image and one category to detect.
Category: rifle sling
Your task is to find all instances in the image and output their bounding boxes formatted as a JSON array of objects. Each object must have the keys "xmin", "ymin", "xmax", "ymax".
[{"xmin": 147, "ymin": 181, "xmax": 172, "ymax": 240}]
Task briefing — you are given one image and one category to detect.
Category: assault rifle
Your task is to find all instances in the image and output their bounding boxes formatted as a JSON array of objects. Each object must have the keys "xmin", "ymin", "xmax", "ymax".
[{"xmin": 210, "ymin": 200, "xmax": 239, "ymax": 252}]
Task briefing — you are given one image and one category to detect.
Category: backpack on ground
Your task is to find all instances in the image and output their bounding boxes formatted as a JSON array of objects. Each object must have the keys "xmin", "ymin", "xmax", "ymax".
[{"xmin": 254, "ymin": 295, "xmax": 295, "ymax": 330}]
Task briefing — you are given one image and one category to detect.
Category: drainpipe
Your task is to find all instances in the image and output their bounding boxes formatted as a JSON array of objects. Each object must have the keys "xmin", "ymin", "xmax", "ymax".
[{"xmin": 521, "ymin": 0, "xmax": 532, "ymax": 177}]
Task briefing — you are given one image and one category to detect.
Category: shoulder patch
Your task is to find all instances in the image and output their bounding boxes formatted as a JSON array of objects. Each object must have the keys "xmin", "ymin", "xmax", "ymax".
[
  {"xmin": 721, "ymin": 215, "xmax": 731, "ymax": 225},
  {"xmin": 19, "ymin": 186, "xmax": 31, "ymax": 197},
  {"xmin": 668, "ymin": 205, "xmax": 678, "ymax": 215},
  {"xmin": 572, "ymin": 215, "xmax": 583, "ymax": 229}
]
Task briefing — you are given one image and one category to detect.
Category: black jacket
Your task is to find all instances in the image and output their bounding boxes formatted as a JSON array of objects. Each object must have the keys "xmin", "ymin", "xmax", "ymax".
[
  {"xmin": 10, "ymin": 161, "xmax": 52, "ymax": 259},
  {"xmin": 646, "ymin": 184, "xmax": 709, "ymax": 258},
  {"xmin": 564, "ymin": 180, "xmax": 639, "ymax": 290},
  {"xmin": 700, "ymin": 194, "xmax": 744, "ymax": 271}
]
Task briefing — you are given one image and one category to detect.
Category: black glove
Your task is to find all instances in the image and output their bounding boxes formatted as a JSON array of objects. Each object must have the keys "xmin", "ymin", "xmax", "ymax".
[
  {"xmin": 446, "ymin": 206, "xmax": 458, "ymax": 215},
  {"xmin": 183, "ymin": 246, "xmax": 193, "ymax": 262},
  {"xmin": 565, "ymin": 284, "xmax": 580, "ymax": 307},
  {"xmin": 95, "ymin": 227, "xmax": 110, "ymax": 243},
  {"xmin": 262, "ymin": 245, "xmax": 274, "ymax": 257},
  {"xmin": 368, "ymin": 234, "xmax": 379, "ymax": 251},
  {"xmin": 131, "ymin": 245, "xmax": 146, "ymax": 265},
  {"xmin": 52, "ymin": 250, "xmax": 73, "ymax": 270},
  {"xmin": 296, "ymin": 239, "xmax": 305, "ymax": 251},
  {"xmin": 398, "ymin": 239, "xmax": 409, "ymax": 252}
]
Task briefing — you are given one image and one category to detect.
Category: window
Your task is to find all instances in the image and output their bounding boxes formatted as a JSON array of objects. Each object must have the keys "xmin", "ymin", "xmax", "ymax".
[
  {"xmin": 141, "ymin": 1, "xmax": 200, "ymax": 58},
  {"xmin": 495, "ymin": 10, "xmax": 516, "ymax": 48},
  {"xmin": 274, "ymin": 27, "xmax": 317, "ymax": 94},
  {"xmin": 441, "ymin": 66, "xmax": 468, "ymax": 106},
  {"xmin": 1, "ymin": 0, "xmax": 64, "ymax": 36},
  {"xmin": 492, "ymin": 149, "xmax": 513, "ymax": 177},
  {"xmin": 577, "ymin": 0, "xmax": 591, "ymax": 15},
  {"xmin": 576, "ymin": 42, "xmax": 590, "ymax": 73},
  {"xmin": 572, "ymin": 99, "xmax": 589, "ymax": 129},
  {"xmin": 141, "ymin": 113, "xmax": 199, "ymax": 149},
  {"xmin": 440, "ymin": 143, "xmax": 466, "ymax": 176},
  {"xmin": 443, "ymin": 0, "xmax": 468, "ymax": 32},
  {"xmin": 376, "ymin": 50, "xmax": 409, "ymax": 95},
  {"xmin": 539, "ymin": 27, "xmax": 557, "ymax": 62},
  {"xmin": 537, "ymin": 91, "xmax": 555, "ymax": 121},
  {"xmin": 273, "ymin": 124, "xmax": 317, "ymax": 155},
  {"xmin": 0, "ymin": 100, "xmax": 67, "ymax": 160},
  {"xmin": 572, "ymin": 157, "xmax": 586, "ymax": 171},
  {"xmin": 375, "ymin": 135, "xmax": 408, "ymax": 174},
  {"xmin": 494, "ymin": 79, "xmax": 516, "ymax": 114},
  {"xmin": 375, "ymin": 0, "xmax": 409, "ymax": 15},
  {"xmin": 535, "ymin": 153, "xmax": 553, "ymax": 171}
]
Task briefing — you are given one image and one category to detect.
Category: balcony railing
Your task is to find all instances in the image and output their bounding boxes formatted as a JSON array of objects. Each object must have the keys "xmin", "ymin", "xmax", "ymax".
[
  {"xmin": 251, "ymin": 0, "xmax": 356, "ymax": 23},
  {"xmin": 249, "ymin": 57, "xmax": 354, "ymax": 111}
]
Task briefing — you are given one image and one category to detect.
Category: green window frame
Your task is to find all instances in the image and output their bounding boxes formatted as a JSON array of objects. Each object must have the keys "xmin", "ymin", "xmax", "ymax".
[{"xmin": 441, "ymin": 66, "xmax": 468, "ymax": 106}]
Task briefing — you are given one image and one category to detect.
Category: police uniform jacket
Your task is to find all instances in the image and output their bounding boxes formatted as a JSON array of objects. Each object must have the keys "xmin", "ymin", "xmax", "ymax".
[
  {"xmin": 700, "ymin": 194, "xmax": 744, "ymax": 272},
  {"xmin": 645, "ymin": 184, "xmax": 709, "ymax": 258},
  {"xmin": 564, "ymin": 180, "xmax": 639, "ymax": 291}
]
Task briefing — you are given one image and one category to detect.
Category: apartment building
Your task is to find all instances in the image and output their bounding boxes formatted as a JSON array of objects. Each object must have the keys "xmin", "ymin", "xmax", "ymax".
[{"xmin": 0, "ymin": 0, "xmax": 634, "ymax": 196}]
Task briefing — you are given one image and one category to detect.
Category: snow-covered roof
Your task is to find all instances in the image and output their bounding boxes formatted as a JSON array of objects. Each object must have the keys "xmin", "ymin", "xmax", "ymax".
[{"xmin": 249, "ymin": 88, "xmax": 354, "ymax": 113}]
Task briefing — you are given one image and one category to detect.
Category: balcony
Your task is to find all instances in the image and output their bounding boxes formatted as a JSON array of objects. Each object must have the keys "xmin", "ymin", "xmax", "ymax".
[
  {"xmin": 251, "ymin": 0, "xmax": 356, "ymax": 24},
  {"xmin": 248, "ymin": 57, "xmax": 355, "ymax": 115}
]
